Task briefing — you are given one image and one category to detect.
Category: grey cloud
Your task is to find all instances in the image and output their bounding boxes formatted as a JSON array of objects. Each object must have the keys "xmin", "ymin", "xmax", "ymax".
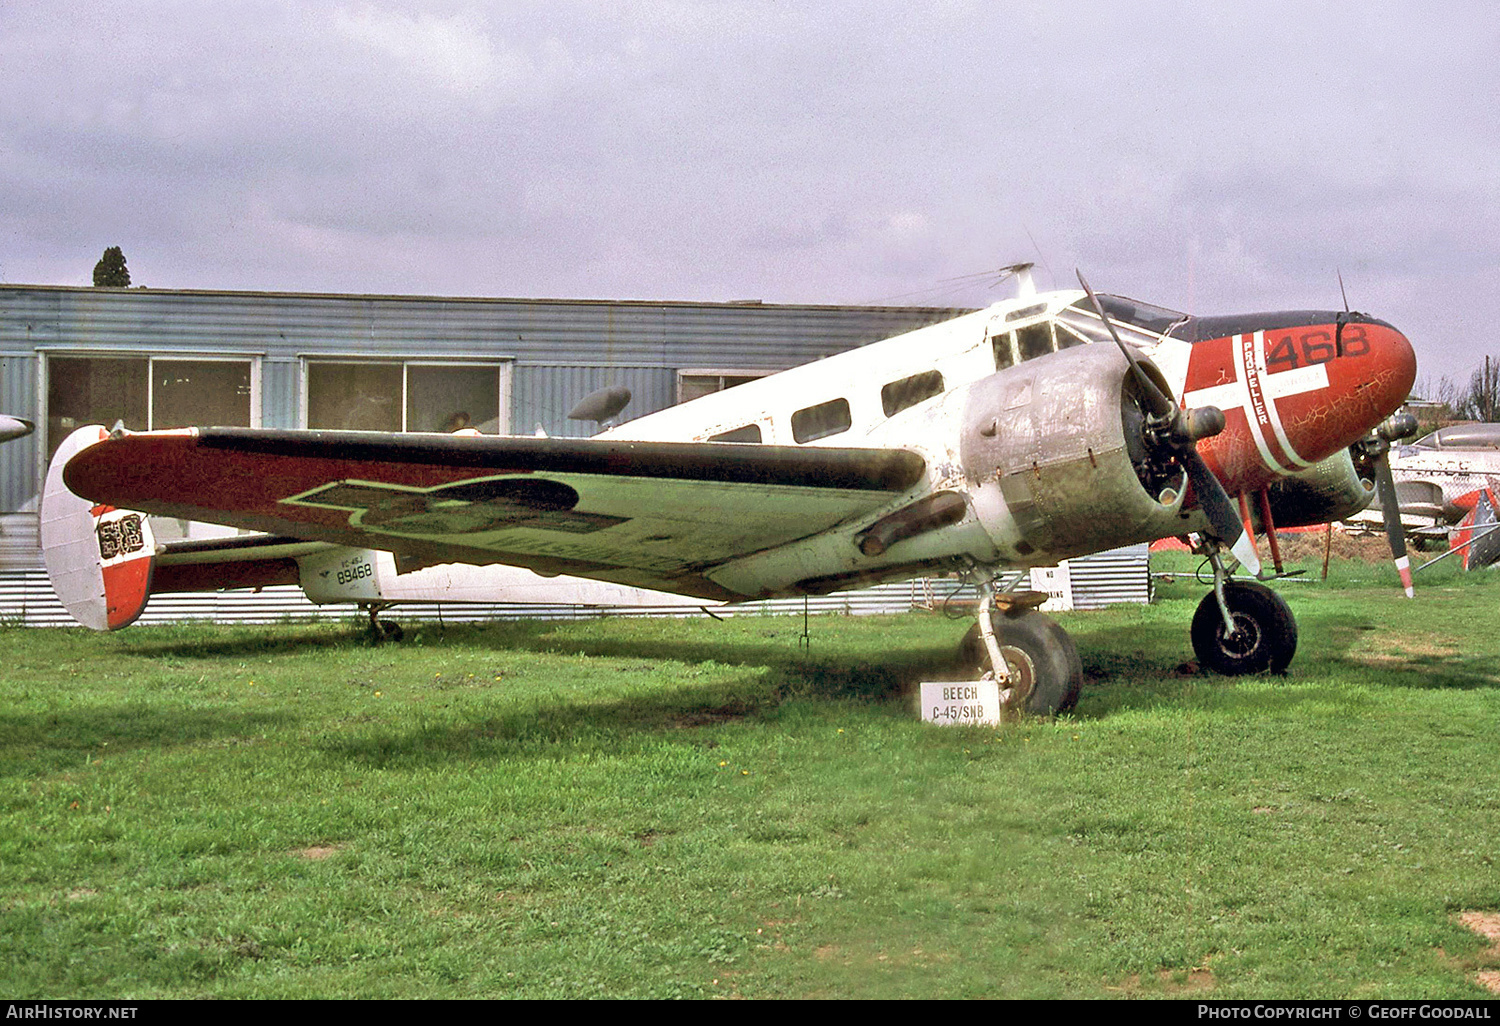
[{"xmin": 0, "ymin": 1, "xmax": 1495, "ymax": 381}]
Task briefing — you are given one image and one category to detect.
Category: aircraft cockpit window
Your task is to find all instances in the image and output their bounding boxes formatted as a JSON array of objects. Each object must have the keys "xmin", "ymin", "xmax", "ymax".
[
  {"xmin": 1064, "ymin": 295, "xmax": 1186, "ymax": 340},
  {"xmin": 791, "ymin": 398, "xmax": 852, "ymax": 443},
  {"xmin": 1057, "ymin": 306, "xmax": 1157, "ymax": 349},
  {"xmin": 709, "ymin": 424, "xmax": 762, "ymax": 443},
  {"xmin": 1055, "ymin": 324, "xmax": 1087, "ymax": 349},
  {"xmin": 1016, "ymin": 323, "xmax": 1053, "ymax": 362},
  {"xmin": 881, "ymin": 370, "xmax": 945, "ymax": 417},
  {"xmin": 1004, "ymin": 302, "xmax": 1048, "ymax": 322},
  {"xmin": 992, "ymin": 334, "xmax": 1016, "ymax": 370}
]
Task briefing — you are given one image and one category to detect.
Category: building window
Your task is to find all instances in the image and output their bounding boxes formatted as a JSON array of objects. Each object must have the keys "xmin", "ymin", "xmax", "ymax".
[
  {"xmin": 677, "ymin": 369, "xmax": 765, "ymax": 404},
  {"xmin": 305, "ymin": 361, "xmax": 507, "ymax": 433},
  {"xmin": 46, "ymin": 355, "xmax": 254, "ymax": 458},
  {"xmin": 791, "ymin": 398, "xmax": 852, "ymax": 443}
]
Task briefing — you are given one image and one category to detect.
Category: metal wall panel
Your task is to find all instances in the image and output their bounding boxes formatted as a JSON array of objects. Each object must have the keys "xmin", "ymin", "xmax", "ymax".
[
  {"xmin": 1063, "ymin": 544, "xmax": 1153, "ymax": 609},
  {"xmin": 260, "ymin": 358, "xmax": 301, "ymax": 429},
  {"xmin": 0, "ymin": 547, "xmax": 1153, "ymax": 627},
  {"xmin": 512, "ymin": 365, "xmax": 678, "ymax": 437},
  {"xmin": 0, "ymin": 514, "xmax": 39, "ymax": 569},
  {"xmin": 0, "ymin": 571, "xmax": 952, "ymax": 626},
  {"xmin": 0, "ymin": 562, "xmax": 1149, "ymax": 630},
  {"xmin": 0, "ymin": 285, "xmax": 966, "ymax": 564},
  {"xmin": 1, "ymin": 287, "xmax": 966, "ymax": 368}
]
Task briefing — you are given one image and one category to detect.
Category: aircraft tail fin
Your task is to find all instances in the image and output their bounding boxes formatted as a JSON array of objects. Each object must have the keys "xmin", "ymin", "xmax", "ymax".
[
  {"xmin": 41, "ymin": 426, "xmax": 157, "ymax": 630},
  {"xmin": 1455, "ymin": 487, "xmax": 1500, "ymax": 571}
]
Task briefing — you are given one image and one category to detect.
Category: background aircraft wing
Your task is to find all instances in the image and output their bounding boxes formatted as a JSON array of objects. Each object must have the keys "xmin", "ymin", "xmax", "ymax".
[{"xmin": 62, "ymin": 427, "xmax": 928, "ymax": 601}]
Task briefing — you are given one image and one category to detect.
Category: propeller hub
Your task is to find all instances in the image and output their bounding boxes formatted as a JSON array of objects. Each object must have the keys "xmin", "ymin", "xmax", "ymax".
[
  {"xmin": 1376, "ymin": 411, "xmax": 1418, "ymax": 443},
  {"xmin": 1183, "ymin": 406, "xmax": 1226, "ymax": 444}
]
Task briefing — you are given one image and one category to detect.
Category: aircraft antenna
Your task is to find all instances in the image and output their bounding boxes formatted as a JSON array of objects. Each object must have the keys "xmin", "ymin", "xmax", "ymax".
[{"xmin": 1337, "ymin": 268, "xmax": 1350, "ymax": 314}]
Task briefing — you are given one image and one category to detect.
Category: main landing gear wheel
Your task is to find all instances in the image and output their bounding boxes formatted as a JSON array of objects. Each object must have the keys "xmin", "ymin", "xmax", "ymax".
[
  {"xmin": 960, "ymin": 609, "xmax": 1083, "ymax": 716},
  {"xmin": 1189, "ymin": 581, "xmax": 1297, "ymax": 676},
  {"xmin": 361, "ymin": 602, "xmax": 404, "ymax": 643}
]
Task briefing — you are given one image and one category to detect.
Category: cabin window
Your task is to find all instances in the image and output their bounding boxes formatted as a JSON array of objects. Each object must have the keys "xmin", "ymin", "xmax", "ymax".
[
  {"xmin": 305, "ymin": 360, "xmax": 507, "ymax": 433},
  {"xmin": 677, "ymin": 370, "xmax": 765, "ymax": 404},
  {"xmin": 791, "ymin": 398, "xmax": 852, "ymax": 443},
  {"xmin": 1016, "ymin": 323, "xmax": 1054, "ymax": 362},
  {"xmin": 881, "ymin": 370, "xmax": 945, "ymax": 417},
  {"xmin": 45, "ymin": 355, "xmax": 255, "ymax": 459},
  {"xmin": 709, "ymin": 424, "xmax": 763, "ymax": 443}
]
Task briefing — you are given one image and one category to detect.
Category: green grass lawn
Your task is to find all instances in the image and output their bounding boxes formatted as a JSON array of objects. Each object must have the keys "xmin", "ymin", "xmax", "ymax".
[{"xmin": 2, "ymin": 557, "xmax": 1499, "ymax": 998}]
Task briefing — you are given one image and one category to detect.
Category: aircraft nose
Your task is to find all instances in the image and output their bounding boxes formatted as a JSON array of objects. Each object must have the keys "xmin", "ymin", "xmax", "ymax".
[{"xmin": 1357, "ymin": 320, "xmax": 1417, "ymax": 421}]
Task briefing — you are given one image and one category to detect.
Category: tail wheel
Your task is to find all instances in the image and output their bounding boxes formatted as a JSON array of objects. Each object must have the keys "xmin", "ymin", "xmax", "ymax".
[
  {"xmin": 959, "ymin": 609, "xmax": 1083, "ymax": 715},
  {"xmin": 1190, "ymin": 581, "xmax": 1297, "ymax": 675}
]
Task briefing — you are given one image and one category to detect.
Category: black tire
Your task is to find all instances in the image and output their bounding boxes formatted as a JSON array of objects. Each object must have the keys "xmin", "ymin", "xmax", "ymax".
[
  {"xmin": 365, "ymin": 619, "xmax": 404, "ymax": 643},
  {"xmin": 959, "ymin": 610, "xmax": 1083, "ymax": 715},
  {"xmin": 1190, "ymin": 581, "xmax": 1297, "ymax": 675}
]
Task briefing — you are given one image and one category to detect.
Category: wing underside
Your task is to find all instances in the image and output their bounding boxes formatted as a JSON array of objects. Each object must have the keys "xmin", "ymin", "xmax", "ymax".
[{"xmin": 63, "ymin": 428, "xmax": 928, "ymax": 600}]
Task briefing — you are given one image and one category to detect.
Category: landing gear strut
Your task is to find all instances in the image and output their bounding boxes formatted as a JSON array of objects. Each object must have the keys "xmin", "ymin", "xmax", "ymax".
[
  {"xmin": 1189, "ymin": 542, "xmax": 1297, "ymax": 675},
  {"xmin": 959, "ymin": 574, "xmax": 1083, "ymax": 715},
  {"xmin": 361, "ymin": 601, "xmax": 404, "ymax": 642}
]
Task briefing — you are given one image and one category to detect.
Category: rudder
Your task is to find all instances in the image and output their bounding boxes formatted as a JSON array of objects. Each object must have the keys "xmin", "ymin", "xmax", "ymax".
[{"xmin": 41, "ymin": 426, "xmax": 157, "ymax": 630}]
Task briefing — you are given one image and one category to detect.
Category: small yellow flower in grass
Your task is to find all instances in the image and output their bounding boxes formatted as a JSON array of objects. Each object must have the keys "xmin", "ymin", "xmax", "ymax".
[
  {"xmin": 718, "ymin": 761, "xmax": 727, "ymax": 767},
  {"xmin": 741, "ymin": 770, "xmax": 749, "ymax": 776},
  {"xmin": 374, "ymin": 690, "xmax": 383, "ymax": 698}
]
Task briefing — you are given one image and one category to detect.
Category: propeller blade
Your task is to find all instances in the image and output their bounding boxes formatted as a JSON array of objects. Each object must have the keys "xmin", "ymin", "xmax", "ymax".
[
  {"xmin": 1181, "ymin": 449, "xmax": 1261, "ymax": 577},
  {"xmin": 1372, "ymin": 448, "xmax": 1414, "ymax": 598},
  {"xmin": 1076, "ymin": 270, "xmax": 1174, "ymax": 419},
  {"xmin": 1076, "ymin": 269, "xmax": 1258, "ymax": 575}
]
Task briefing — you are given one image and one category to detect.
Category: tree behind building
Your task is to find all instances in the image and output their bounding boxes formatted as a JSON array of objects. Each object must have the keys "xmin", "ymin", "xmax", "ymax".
[{"xmin": 92, "ymin": 247, "xmax": 131, "ymax": 287}]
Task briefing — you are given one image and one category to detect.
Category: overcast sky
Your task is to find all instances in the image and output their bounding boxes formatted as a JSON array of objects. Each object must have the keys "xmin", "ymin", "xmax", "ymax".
[{"xmin": 1, "ymin": 1, "xmax": 1494, "ymax": 383}]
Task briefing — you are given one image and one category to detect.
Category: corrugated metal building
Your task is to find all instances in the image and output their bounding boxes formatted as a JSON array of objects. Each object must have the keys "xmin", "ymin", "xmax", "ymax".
[{"xmin": 0, "ymin": 283, "xmax": 1151, "ymax": 621}]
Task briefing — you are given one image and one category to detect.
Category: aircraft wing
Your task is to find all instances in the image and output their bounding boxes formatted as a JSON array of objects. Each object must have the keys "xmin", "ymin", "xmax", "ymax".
[{"xmin": 62, "ymin": 427, "xmax": 928, "ymax": 601}]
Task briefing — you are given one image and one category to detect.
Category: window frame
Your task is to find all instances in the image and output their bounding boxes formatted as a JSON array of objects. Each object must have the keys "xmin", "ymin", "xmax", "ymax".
[
  {"xmin": 39, "ymin": 350, "xmax": 262, "ymax": 462},
  {"xmin": 790, "ymin": 397, "xmax": 853, "ymax": 444},
  {"xmin": 676, "ymin": 368, "xmax": 767, "ymax": 405},
  {"xmin": 880, "ymin": 370, "xmax": 945, "ymax": 418},
  {"xmin": 300, "ymin": 356, "xmax": 513, "ymax": 434}
]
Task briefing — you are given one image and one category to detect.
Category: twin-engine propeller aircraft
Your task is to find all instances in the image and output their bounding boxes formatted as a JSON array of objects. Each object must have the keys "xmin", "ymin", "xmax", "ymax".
[
  {"xmin": 41, "ymin": 266, "xmax": 1416, "ymax": 714},
  {"xmin": 1353, "ymin": 422, "xmax": 1500, "ymax": 572}
]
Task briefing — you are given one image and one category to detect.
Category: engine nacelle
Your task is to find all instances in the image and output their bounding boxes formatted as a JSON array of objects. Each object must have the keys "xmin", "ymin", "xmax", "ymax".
[
  {"xmin": 1263, "ymin": 447, "xmax": 1375, "ymax": 529},
  {"xmin": 958, "ymin": 343, "xmax": 1193, "ymax": 562}
]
